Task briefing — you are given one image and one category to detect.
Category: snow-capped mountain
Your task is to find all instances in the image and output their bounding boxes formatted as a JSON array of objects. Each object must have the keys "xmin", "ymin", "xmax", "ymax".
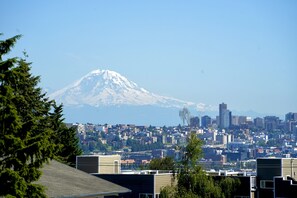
[
  {"xmin": 50, "ymin": 69, "xmax": 202, "ymax": 109},
  {"xmin": 49, "ymin": 69, "xmax": 214, "ymax": 125}
]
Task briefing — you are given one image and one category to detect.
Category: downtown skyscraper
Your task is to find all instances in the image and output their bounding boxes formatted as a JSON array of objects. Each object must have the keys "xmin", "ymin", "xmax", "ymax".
[{"xmin": 219, "ymin": 103, "xmax": 231, "ymax": 129}]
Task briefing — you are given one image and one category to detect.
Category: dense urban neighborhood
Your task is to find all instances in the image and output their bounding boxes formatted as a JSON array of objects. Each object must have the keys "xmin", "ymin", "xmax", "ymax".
[{"xmin": 70, "ymin": 103, "xmax": 297, "ymax": 171}]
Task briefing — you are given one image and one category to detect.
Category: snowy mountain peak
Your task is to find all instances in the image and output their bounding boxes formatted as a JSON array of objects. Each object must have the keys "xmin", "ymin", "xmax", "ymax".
[
  {"xmin": 72, "ymin": 69, "xmax": 137, "ymax": 89},
  {"xmin": 87, "ymin": 69, "xmax": 126, "ymax": 82},
  {"xmin": 49, "ymin": 69, "xmax": 207, "ymax": 110}
]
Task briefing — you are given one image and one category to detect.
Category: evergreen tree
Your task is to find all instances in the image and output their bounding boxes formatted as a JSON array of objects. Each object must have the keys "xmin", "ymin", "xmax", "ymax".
[
  {"xmin": 149, "ymin": 156, "xmax": 175, "ymax": 171},
  {"xmin": 0, "ymin": 34, "xmax": 56, "ymax": 197},
  {"xmin": 50, "ymin": 102, "xmax": 82, "ymax": 167},
  {"xmin": 182, "ymin": 132, "xmax": 203, "ymax": 172},
  {"xmin": 218, "ymin": 177, "xmax": 241, "ymax": 198}
]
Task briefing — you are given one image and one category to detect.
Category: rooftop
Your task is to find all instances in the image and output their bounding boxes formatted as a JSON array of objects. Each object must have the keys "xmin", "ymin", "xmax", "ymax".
[{"xmin": 36, "ymin": 160, "xmax": 131, "ymax": 198}]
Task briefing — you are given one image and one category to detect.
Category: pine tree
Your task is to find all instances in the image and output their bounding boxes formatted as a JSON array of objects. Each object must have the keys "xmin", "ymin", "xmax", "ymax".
[
  {"xmin": 50, "ymin": 102, "xmax": 82, "ymax": 167},
  {"xmin": 0, "ymin": 34, "xmax": 56, "ymax": 197}
]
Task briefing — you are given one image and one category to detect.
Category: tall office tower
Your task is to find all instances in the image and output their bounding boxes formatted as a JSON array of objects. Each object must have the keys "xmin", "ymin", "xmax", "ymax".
[
  {"xmin": 190, "ymin": 116, "xmax": 200, "ymax": 128},
  {"xmin": 201, "ymin": 115, "xmax": 212, "ymax": 128},
  {"xmin": 229, "ymin": 111, "xmax": 232, "ymax": 127},
  {"xmin": 222, "ymin": 110, "xmax": 231, "ymax": 128},
  {"xmin": 285, "ymin": 113, "xmax": 297, "ymax": 132},
  {"xmin": 286, "ymin": 112, "xmax": 297, "ymax": 122},
  {"xmin": 294, "ymin": 113, "xmax": 297, "ymax": 121},
  {"xmin": 264, "ymin": 116, "xmax": 280, "ymax": 131},
  {"xmin": 219, "ymin": 103, "xmax": 230, "ymax": 129},
  {"xmin": 254, "ymin": 117, "xmax": 264, "ymax": 129},
  {"xmin": 219, "ymin": 103, "xmax": 226, "ymax": 127}
]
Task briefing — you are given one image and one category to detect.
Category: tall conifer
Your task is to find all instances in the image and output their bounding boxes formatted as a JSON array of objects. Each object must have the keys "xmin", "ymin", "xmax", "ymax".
[
  {"xmin": 0, "ymin": 34, "xmax": 55, "ymax": 197},
  {"xmin": 50, "ymin": 102, "xmax": 82, "ymax": 167}
]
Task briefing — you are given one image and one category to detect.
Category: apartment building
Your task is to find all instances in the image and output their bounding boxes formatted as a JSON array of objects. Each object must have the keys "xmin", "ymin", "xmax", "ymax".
[{"xmin": 76, "ymin": 155, "xmax": 121, "ymax": 174}]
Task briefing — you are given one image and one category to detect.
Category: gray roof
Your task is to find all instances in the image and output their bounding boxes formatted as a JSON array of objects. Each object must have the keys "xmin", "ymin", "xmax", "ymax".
[{"xmin": 36, "ymin": 160, "xmax": 131, "ymax": 198}]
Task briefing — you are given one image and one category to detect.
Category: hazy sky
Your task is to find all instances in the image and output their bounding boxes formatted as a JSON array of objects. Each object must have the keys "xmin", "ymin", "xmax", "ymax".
[{"xmin": 1, "ymin": 0, "xmax": 296, "ymax": 117}]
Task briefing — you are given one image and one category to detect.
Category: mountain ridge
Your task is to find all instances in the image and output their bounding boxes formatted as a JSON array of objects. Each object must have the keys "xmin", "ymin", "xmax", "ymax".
[
  {"xmin": 49, "ymin": 69, "xmax": 209, "ymax": 110},
  {"xmin": 48, "ymin": 69, "xmax": 216, "ymax": 125},
  {"xmin": 47, "ymin": 69, "xmax": 275, "ymax": 125}
]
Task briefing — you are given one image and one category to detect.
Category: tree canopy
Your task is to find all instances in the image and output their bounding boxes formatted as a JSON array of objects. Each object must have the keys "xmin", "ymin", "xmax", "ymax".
[
  {"xmin": 0, "ymin": 34, "xmax": 56, "ymax": 197},
  {"xmin": 149, "ymin": 156, "xmax": 175, "ymax": 171},
  {"xmin": 50, "ymin": 102, "xmax": 82, "ymax": 167},
  {"xmin": 0, "ymin": 34, "xmax": 82, "ymax": 197},
  {"xmin": 160, "ymin": 132, "xmax": 240, "ymax": 198}
]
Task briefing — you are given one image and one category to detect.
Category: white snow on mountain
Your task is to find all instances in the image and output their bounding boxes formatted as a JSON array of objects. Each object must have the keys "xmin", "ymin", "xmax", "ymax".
[{"xmin": 49, "ymin": 69, "xmax": 211, "ymax": 111}]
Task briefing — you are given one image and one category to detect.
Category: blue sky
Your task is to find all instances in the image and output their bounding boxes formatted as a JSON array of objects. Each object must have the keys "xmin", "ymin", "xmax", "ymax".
[{"xmin": 1, "ymin": 0, "xmax": 296, "ymax": 117}]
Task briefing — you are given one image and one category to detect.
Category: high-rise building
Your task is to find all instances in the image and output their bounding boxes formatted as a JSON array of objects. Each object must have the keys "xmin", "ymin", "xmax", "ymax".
[
  {"xmin": 225, "ymin": 110, "xmax": 232, "ymax": 128},
  {"xmin": 285, "ymin": 112, "xmax": 297, "ymax": 132},
  {"xmin": 264, "ymin": 116, "xmax": 280, "ymax": 131},
  {"xmin": 285, "ymin": 112, "xmax": 297, "ymax": 122},
  {"xmin": 294, "ymin": 125, "xmax": 297, "ymax": 141},
  {"xmin": 254, "ymin": 117, "xmax": 264, "ymax": 129},
  {"xmin": 238, "ymin": 116, "xmax": 247, "ymax": 125},
  {"xmin": 201, "ymin": 115, "xmax": 212, "ymax": 128},
  {"xmin": 219, "ymin": 103, "xmax": 231, "ymax": 129},
  {"xmin": 219, "ymin": 103, "xmax": 227, "ymax": 126},
  {"xmin": 190, "ymin": 116, "xmax": 200, "ymax": 128},
  {"xmin": 232, "ymin": 116, "xmax": 239, "ymax": 126}
]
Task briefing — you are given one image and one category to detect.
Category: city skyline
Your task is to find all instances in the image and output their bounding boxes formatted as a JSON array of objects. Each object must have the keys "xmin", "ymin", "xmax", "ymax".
[{"xmin": 1, "ymin": 1, "xmax": 296, "ymax": 116}]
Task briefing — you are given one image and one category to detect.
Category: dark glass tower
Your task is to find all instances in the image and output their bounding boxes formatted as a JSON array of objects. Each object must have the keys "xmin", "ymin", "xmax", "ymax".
[{"xmin": 219, "ymin": 103, "xmax": 230, "ymax": 129}]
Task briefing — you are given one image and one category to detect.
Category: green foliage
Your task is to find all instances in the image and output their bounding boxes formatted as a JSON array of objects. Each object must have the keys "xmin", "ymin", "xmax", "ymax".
[
  {"xmin": 160, "ymin": 132, "xmax": 240, "ymax": 198},
  {"xmin": 149, "ymin": 156, "xmax": 175, "ymax": 171},
  {"xmin": 177, "ymin": 166, "xmax": 222, "ymax": 198},
  {"xmin": 218, "ymin": 177, "xmax": 241, "ymax": 198},
  {"xmin": 182, "ymin": 132, "xmax": 203, "ymax": 171},
  {"xmin": 79, "ymin": 130, "xmax": 108, "ymax": 154},
  {"xmin": 160, "ymin": 185, "xmax": 177, "ymax": 198},
  {"xmin": 0, "ymin": 34, "xmax": 55, "ymax": 196},
  {"xmin": 0, "ymin": 34, "xmax": 82, "ymax": 196},
  {"xmin": 50, "ymin": 102, "xmax": 82, "ymax": 167}
]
